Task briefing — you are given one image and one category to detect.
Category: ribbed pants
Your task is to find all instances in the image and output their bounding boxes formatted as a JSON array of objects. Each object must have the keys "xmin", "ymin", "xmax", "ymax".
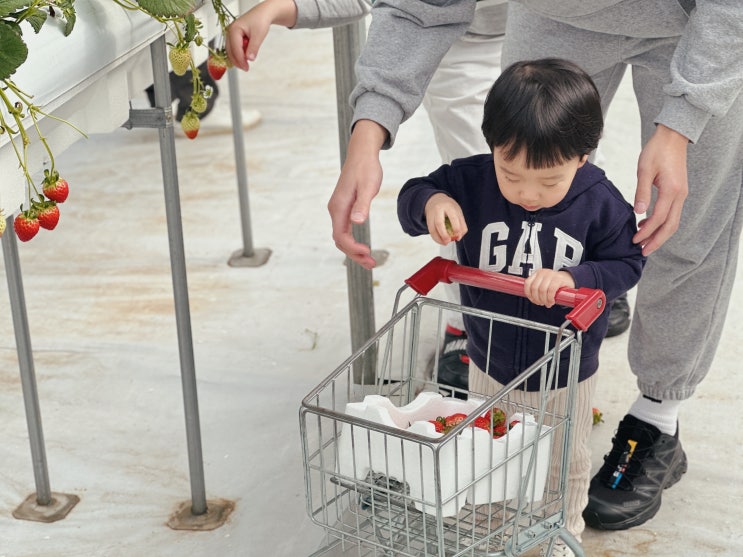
[{"xmin": 469, "ymin": 363, "xmax": 598, "ymax": 539}]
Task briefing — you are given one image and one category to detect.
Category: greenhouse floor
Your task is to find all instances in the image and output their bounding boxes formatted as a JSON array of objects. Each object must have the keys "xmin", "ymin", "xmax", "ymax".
[{"xmin": 1, "ymin": 24, "xmax": 741, "ymax": 557}]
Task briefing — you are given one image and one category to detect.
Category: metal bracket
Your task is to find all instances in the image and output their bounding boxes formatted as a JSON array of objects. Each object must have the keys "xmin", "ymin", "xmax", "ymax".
[{"xmin": 123, "ymin": 106, "xmax": 172, "ymax": 130}]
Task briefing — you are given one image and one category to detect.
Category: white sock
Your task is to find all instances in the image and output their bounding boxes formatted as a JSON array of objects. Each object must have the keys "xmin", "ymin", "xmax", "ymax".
[{"xmin": 628, "ymin": 394, "xmax": 680, "ymax": 436}]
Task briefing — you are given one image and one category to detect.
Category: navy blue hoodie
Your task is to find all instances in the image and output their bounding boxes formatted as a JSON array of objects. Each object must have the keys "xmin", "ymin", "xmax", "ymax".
[{"xmin": 398, "ymin": 154, "xmax": 645, "ymax": 390}]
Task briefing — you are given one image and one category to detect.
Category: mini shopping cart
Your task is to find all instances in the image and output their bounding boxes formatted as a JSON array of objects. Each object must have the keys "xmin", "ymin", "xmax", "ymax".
[{"xmin": 300, "ymin": 257, "xmax": 605, "ymax": 557}]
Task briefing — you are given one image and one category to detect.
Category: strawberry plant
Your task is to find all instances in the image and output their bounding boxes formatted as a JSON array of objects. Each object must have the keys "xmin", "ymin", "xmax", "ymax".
[
  {"xmin": 0, "ymin": 0, "xmax": 80, "ymax": 239},
  {"xmin": 114, "ymin": 0, "xmax": 238, "ymax": 139},
  {"xmin": 0, "ymin": 0, "xmax": 240, "ymax": 239}
]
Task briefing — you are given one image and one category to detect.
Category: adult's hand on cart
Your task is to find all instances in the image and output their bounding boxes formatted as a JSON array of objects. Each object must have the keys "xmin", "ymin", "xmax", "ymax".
[
  {"xmin": 632, "ymin": 124, "xmax": 689, "ymax": 256},
  {"xmin": 425, "ymin": 193, "xmax": 468, "ymax": 245},
  {"xmin": 226, "ymin": 0, "xmax": 299, "ymax": 71},
  {"xmin": 524, "ymin": 269, "xmax": 576, "ymax": 308},
  {"xmin": 328, "ymin": 120, "xmax": 387, "ymax": 269}
]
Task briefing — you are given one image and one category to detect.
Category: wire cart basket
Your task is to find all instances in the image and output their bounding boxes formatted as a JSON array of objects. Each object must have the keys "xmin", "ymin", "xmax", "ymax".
[{"xmin": 300, "ymin": 257, "xmax": 605, "ymax": 557}]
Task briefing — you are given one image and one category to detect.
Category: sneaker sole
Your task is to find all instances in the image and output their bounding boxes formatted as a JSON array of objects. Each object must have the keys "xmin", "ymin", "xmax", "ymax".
[{"xmin": 584, "ymin": 450, "xmax": 688, "ymax": 531}]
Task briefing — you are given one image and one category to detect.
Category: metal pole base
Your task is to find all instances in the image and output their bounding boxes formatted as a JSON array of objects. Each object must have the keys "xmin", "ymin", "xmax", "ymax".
[
  {"xmin": 166, "ymin": 498, "xmax": 235, "ymax": 531},
  {"xmin": 227, "ymin": 247, "xmax": 272, "ymax": 268},
  {"xmin": 12, "ymin": 492, "xmax": 80, "ymax": 523}
]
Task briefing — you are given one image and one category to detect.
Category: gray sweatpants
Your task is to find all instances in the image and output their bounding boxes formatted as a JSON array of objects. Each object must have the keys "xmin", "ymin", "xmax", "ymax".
[{"xmin": 502, "ymin": 1, "xmax": 743, "ymax": 401}]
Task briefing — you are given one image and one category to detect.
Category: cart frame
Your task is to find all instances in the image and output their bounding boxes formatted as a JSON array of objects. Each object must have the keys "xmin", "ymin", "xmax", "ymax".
[{"xmin": 301, "ymin": 257, "xmax": 605, "ymax": 557}]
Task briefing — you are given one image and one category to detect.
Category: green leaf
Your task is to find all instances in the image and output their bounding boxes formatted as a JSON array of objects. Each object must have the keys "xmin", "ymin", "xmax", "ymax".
[
  {"xmin": 62, "ymin": 9, "xmax": 76, "ymax": 36},
  {"xmin": 24, "ymin": 7, "xmax": 48, "ymax": 33},
  {"xmin": 136, "ymin": 0, "xmax": 196, "ymax": 18},
  {"xmin": 0, "ymin": 21, "xmax": 28, "ymax": 80},
  {"xmin": 0, "ymin": 0, "xmax": 31, "ymax": 19},
  {"xmin": 183, "ymin": 12, "xmax": 196, "ymax": 42}
]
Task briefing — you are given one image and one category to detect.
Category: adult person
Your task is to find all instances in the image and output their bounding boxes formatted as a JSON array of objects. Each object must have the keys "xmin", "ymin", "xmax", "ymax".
[{"xmin": 324, "ymin": 0, "xmax": 743, "ymax": 541}]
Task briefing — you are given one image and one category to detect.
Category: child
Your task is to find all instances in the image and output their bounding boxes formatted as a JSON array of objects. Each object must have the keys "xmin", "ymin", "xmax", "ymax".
[{"xmin": 397, "ymin": 58, "xmax": 645, "ymax": 556}]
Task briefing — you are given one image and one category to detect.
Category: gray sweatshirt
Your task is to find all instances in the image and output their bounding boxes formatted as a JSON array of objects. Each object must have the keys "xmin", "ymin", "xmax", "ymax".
[
  {"xmin": 350, "ymin": 0, "xmax": 743, "ymax": 148},
  {"xmin": 293, "ymin": 0, "xmax": 507, "ymax": 36}
]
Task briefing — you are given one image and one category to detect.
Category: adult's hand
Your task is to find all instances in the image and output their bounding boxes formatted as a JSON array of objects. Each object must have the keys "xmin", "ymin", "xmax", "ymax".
[
  {"xmin": 328, "ymin": 120, "xmax": 388, "ymax": 269},
  {"xmin": 632, "ymin": 124, "xmax": 689, "ymax": 256}
]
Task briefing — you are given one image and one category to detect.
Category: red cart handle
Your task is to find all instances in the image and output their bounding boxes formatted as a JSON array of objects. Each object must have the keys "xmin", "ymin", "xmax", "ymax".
[{"xmin": 405, "ymin": 257, "xmax": 606, "ymax": 331}]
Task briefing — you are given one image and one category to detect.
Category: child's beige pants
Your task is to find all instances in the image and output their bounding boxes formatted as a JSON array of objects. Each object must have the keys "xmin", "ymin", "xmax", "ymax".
[{"xmin": 469, "ymin": 363, "xmax": 597, "ymax": 539}]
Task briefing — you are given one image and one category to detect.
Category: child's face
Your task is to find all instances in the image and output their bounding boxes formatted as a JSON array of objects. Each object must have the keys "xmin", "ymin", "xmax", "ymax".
[{"xmin": 493, "ymin": 147, "xmax": 587, "ymax": 212}]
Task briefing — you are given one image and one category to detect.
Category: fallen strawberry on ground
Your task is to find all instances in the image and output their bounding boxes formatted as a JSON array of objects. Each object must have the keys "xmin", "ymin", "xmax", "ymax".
[{"xmin": 592, "ymin": 407, "xmax": 604, "ymax": 426}]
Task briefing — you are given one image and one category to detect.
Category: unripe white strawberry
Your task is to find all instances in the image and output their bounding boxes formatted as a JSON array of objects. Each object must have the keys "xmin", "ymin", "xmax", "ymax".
[
  {"xmin": 169, "ymin": 46, "xmax": 191, "ymax": 76},
  {"xmin": 191, "ymin": 93, "xmax": 208, "ymax": 114}
]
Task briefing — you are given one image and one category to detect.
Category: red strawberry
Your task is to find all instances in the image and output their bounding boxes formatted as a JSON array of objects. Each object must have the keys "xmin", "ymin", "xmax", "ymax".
[
  {"xmin": 43, "ymin": 175, "xmax": 69, "ymax": 203},
  {"xmin": 473, "ymin": 416, "xmax": 491, "ymax": 431},
  {"xmin": 592, "ymin": 407, "xmax": 604, "ymax": 426},
  {"xmin": 493, "ymin": 424, "xmax": 508, "ymax": 438},
  {"xmin": 207, "ymin": 52, "xmax": 228, "ymax": 80},
  {"xmin": 429, "ymin": 419, "xmax": 445, "ymax": 433},
  {"xmin": 181, "ymin": 110, "xmax": 200, "ymax": 139},
  {"xmin": 444, "ymin": 413, "xmax": 468, "ymax": 429},
  {"xmin": 37, "ymin": 202, "xmax": 60, "ymax": 230},
  {"xmin": 14, "ymin": 211, "xmax": 40, "ymax": 242}
]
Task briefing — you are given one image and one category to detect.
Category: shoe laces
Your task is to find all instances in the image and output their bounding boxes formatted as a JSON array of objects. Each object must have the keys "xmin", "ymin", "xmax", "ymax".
[{"xmin": 600, "ymin": 420, "xmax": 658, "ymax": 489}]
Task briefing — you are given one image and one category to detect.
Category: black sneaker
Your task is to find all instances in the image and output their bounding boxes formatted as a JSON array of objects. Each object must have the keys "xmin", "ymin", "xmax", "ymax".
[
  {"xmin": 606, "ymin": 293, "xmax": 631, "ymax": 338},
  {"xmin": 437, "ymin": 325, "xmax": 470, "ymax": 392},
  {"xmin": 583, "ymin": 414, "xmax": 687, "ymax": 530}
]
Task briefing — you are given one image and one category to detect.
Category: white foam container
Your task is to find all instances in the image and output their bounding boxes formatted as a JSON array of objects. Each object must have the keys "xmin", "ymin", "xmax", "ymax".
[{"xmin": 336, "ymin": 392, "xmax": 552, "ymax": 517}]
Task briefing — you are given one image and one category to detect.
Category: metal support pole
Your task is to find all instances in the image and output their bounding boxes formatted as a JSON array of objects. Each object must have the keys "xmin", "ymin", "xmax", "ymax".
[
  {"xmin": 226, "ymin": 67, "xmax": 271, "ymax": 268},
  {"xmin": 332, "ymin": 22, "xmax": 384, "ymax": 385},
  {"xmin": 146, "ymin": 36, "xmax": 233, "ymax": 530},
  {"xmin": 2, "ymin": 215, "xmax": 79, "ymax": 522}
]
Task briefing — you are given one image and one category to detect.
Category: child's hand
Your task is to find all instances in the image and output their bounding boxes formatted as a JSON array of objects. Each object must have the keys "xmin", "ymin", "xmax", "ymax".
[
  {"xmin": 523, "ymin": 269, "xmax": 575, "ymax": 308},
  {"xmin": 226, "ymin": 0, "xmax": 298, "ymax": 71},
  {"xmin": 424, "ymin": 193, "xmax": 467, "ymax": 245}
]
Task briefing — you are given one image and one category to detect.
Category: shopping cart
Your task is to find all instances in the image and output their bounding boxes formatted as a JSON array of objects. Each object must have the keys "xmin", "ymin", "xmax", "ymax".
[{"xmin": 301, "ymin": 257, "xmax": 605, "ymax": 557}]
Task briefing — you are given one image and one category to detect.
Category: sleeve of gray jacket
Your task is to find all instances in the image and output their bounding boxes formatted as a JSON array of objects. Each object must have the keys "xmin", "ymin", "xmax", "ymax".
[
  {"xmin": 294, "ymin": 0, "xmax": 372, "ymax": 29},
  {"xmin": 656, "ymin": 0, "xmax": 743, "ymax": 143},
  {"xmin": 350, "ymin": 0, "xmax": 477, "ymax": 148}
]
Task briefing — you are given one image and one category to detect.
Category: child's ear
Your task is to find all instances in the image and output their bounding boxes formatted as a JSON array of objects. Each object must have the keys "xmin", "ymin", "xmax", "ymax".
[{"xmin": 577, "ymin": 154, "xmax": 589, "ymax": 168}]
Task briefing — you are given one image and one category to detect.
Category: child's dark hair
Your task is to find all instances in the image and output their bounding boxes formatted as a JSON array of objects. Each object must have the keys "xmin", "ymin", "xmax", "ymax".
[{"xmin": 481, "ymin": 58, "xmax": 603, "ymax": 168}]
